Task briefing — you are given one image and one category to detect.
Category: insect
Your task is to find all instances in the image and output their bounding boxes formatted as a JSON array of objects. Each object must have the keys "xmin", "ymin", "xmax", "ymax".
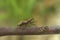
[{"xmin": 17, "ymin": 18, "xmax": 35, "ymax": 29}]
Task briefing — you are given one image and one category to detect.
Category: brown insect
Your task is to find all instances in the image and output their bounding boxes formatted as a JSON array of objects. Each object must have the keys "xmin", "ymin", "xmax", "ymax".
[{"xmin": 17, "ymin": 18, "xmax": 34, "ymax": 29}]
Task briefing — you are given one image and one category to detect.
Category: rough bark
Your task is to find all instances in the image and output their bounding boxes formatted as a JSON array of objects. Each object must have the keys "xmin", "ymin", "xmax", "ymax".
[{"xmin": 0, "ymin": 26, "xmax": 60, "ymax": 36}]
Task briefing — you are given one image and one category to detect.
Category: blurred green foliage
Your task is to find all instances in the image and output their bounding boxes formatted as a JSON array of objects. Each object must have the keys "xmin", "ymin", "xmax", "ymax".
[
  {"xmin": 0, "ymin": 0, "xmax": 37, "ymax": 26},
  {"xmin": 0, "ymin": 0, "xmax": 57, "ymax": 26}
]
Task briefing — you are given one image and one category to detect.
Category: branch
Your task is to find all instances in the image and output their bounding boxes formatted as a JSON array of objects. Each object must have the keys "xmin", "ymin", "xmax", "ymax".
[{"xmin": 0, "ymin": 26, "xmax": 60, "ymax": 36}]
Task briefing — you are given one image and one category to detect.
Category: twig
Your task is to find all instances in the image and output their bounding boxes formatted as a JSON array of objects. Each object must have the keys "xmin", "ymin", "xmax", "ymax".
[{"xmin": 0, "ymin": 26, "xmax": 60, "ymax": 36}]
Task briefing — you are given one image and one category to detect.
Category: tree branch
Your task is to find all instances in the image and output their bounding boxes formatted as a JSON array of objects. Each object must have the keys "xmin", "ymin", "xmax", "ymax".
[{"xmin": 0, "ymin": 26, "xmax": 60, "ymax": 36}]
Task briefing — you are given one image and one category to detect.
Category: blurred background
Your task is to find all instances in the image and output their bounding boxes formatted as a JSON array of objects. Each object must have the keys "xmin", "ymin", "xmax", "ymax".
[{"xmin": 0, "ymin": 0, "xmax": 60, "ymax": 40}]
